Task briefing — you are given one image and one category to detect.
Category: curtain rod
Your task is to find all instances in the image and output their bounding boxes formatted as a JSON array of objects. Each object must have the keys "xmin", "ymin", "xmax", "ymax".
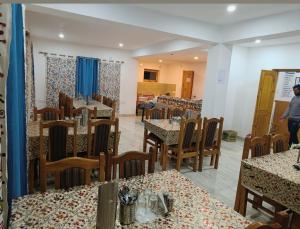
[{"xmin": 38, "ymin": 51, "xmax": 125, "ymax": 64}]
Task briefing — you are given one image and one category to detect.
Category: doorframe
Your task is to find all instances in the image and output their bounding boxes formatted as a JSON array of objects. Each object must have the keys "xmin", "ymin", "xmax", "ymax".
[
  {"xmin": 181, "ymin": 70, "xmax": 194, "ymax": 99},
  {"xmin": 252, "ymin": 68, "xmax": 300, "ymax": 136}
]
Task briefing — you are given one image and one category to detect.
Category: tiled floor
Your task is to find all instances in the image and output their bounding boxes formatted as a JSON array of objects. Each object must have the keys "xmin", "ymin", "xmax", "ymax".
[{"xmin": 118, "ymin": 115, "xmax": 270, "ymax": 222}]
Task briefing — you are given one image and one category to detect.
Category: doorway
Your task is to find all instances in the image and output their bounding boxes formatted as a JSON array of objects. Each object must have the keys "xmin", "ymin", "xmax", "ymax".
[{"xmin": 181, "ymin": 70, "xmax": 194, "ymax": 99}]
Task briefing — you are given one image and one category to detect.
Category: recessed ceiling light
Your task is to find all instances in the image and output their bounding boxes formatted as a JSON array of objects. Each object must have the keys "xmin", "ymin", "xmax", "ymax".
[
  {"xmin": 118, "ymin": 43, "xmax": 124, "ymax": 47},
  {"xmin": 194, "ymin": 56, "xmax": 199, "ymax": 60},
  {"xmin": 139, "ymin": 63, "xmax": 143, "ymax": 66},
  {"xmin": 159, "ymin": 59, "xmax": 163, "ymax": 63},
  {"xmin": 58, "ymin": 33, "xmax": 64, "ymax": 39},
  {"xmin": 227, "ymin": 5, "xmax": 237, "ymax": 13},
  {"xmin": 255, "ymin": 39, "xmax": 261, "ymax": 44}
]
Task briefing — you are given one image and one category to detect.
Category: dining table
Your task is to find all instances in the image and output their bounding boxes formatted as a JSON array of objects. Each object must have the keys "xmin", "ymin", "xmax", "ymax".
[
  {"xmin": 73, "ymin": 98, "xmax": 113, "ymax": 118},
  {"xmin": 144, "ymin": 119, "xmax": 197, "ymax": 171},
  {"xmin": 10, "ymin": 170, "xmax": 252, "ymax": 228},
  {"xmin": 239, "ymin": 149, "xmax": 300, "ymax": 215},
  {"xmin": 27, "ymin": 120, "xmax": 120, "ymax": 193}
]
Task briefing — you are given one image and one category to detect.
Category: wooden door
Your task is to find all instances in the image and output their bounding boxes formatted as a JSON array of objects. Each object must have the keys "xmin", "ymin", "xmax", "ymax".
[
  {"xmin": 181, "ymin": 71, "xmax": 194, "ymax": 99},
  {"xmin": 270, "ymin": 100, "xmax": 289, "ymax": 135},
  {"xmin": 251, "ymin": 70, "xmax": 278, "ymax": 137}
]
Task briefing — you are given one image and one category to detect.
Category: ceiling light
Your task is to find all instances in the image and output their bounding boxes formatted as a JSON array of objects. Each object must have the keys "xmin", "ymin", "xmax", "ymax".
[
  {"xmin": 159, "ymin": 59, "xmax": 163, "ymax": 63},
  {"xmin": 255, "ymin": 39, "xmax": 261, "ymax": 44},
  {"xmin": 227, "ymin": 5, "xmax": 236, "ymax": 13},
  {"xmin": 118, "ymin": 43, "xmax": 124, "ymax": 47},
  {"xmin": 194, "ymin": 56, "xmax": 199, "ymax": 60},
  {"xmin": 139, "ymin": 63, "xmax": 143, "ymax": 66},
  {"xmin": 58, "ymin": 33, "xmax": 64, "ymax": 39}
]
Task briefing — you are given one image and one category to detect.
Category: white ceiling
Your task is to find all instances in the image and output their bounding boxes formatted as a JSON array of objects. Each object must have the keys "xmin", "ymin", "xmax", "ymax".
[
  {"xmin": 137, "ymin": 47, "xmax": 208, "ymax": 64},
  {"xmin": 25, "ymin": 10, "xmax": 179, "ymax": 50},
  {"xmin": 138, "ymin": 4, "xmax": 300, "ymax": 25}
]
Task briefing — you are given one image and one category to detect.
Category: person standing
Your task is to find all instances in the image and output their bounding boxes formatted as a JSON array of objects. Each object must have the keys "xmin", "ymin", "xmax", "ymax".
[{"xmin": 281, "ymin": 84, "xmax": 300, "ymax": 146}]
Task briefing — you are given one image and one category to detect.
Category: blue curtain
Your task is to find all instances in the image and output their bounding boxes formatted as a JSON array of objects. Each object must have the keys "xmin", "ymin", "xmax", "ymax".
[
  {"xmin": 76, "ymin": 57, "xmax": 99, "ymax": 97},
  {"xmin": 7, "ymin": 4, "xmax": 27, "ymax": 205}
]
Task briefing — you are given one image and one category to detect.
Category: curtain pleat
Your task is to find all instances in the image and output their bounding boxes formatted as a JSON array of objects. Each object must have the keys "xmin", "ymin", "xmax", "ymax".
[{"xmin": 7, "ymin": 3, "xmax": 27, "ymax": 205}]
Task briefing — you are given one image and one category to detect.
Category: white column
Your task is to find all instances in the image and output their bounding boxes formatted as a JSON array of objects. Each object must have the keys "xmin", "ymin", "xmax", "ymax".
[{"xmin": 201, "ymin": 44, "xmax": 232, "ymax": 118}]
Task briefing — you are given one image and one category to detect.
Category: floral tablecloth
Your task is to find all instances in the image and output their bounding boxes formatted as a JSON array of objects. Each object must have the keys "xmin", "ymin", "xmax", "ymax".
[
  {"xmin": 241, "ymin": 150, "xmax": 300, "ymax": 214},
  {"xmin": 10, "ymin": 170, "xmax": 251, "ymax": 228},
  {"xmin": 73, "ymin": 99, "xmax": 112, "ymax": 118},
  {"xmin": 28, "ymin": 121, "xmax": 119, "ymax": 160}
]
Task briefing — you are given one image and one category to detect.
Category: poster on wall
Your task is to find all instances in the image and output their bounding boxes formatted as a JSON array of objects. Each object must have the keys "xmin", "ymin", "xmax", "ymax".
[{"xmin": 275, "ymin": 72, "xmax": 300, "ymax": 101}]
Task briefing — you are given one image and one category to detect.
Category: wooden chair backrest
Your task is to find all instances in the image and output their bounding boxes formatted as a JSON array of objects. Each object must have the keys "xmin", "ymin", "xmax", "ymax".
[
  {"xmin": 167, "ymin": 107, "xmax": 185, "ymax": 118},
  {"xmin": 40, "ymin": 120, "xmax": 77, "ymax": 162},
  {"xmin": 145, "ymin": 108, "xmax": 165, "ymax": 120},
  {"xmin": 87, "ymin": 118, "xmax": 119, "ymax": 157},
  {"xmin": 71, "ymin": 107, "xmax": 84, "ymax": 118},
  {"xmin": 242, "ymin": 135, "xmax": 271, "ymax": 159},
  {"xmin": 272, "ymin": 133, "xmax": 289, "ymax": 153},
  {"xmin": 88, "ymin": 107, "xmax": 98, "ymax": 119},
  {"xmin": 245, "ymin": 222, "xmax": 281, "ymax": 229},
  {"xmin": 34, "ymin": 107, "xmax": 64, "ymax": 121},
  {"xmin": 178, "ymin": 117, "xmax": 202, "ymax": 151},
  {"xmin": 45, "ymin": 155, "xmax": 106, "ymax": 184},
  {"xmin": 200, "ymin": 117, "xmax": 224, "ymax": 151},
  {"xmin": 59, "ymin": 92, "xmax": 66, "ymax": 109},
  {"xmin": 65, "ymin": 96, "xmax": 73, "ymax": 118},
  {"xmin": 108, "ymin": 149, "xmax": 155, "ymax": 180}
]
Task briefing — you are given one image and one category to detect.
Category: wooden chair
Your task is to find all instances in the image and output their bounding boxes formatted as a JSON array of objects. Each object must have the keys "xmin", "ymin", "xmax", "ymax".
[
  {"xmin": 70, "ymin": 107, "xmax": 85, "ymax": 118},
  {"xmin": 143, "ymin": 108, "xmax": 165, "ymax": 161},
  {"xmin": 33, "ymin": 107, "xmax": 64, "ymax": 121},
  {"xmin": 167, "ymin": 107, "xmax": 185, "ymax": 118},
  {"xmin": 65, "ymin": 96, "xmax": 73, "ymax": 118},
  {"xmin": 70, "ymin": 106, "xmax": 97, "ymax": 119},
  {"xmin": 169, "ymin": 117, "xmax": 202, "ymax": 171},
  {"xmin": 198, "ymin": 117, "xmax": 224, "ymax": 172},
  {"xmin": 87, "ymin": 118, "xmax": 119, "ymax": 180},
  {"xmin": 107, "ymin": 148, "xmax": 155, "ymax": 180},
  {"xmin": 234, "ymin": 135, "xmax": 285, "ymax": 217},
  {"xmin": 39, "ymin": 120, "xmax": 77, "ymax": 192},
  {"xmin": 245, "ymin": 210, "xmax": 290, "ymax": 229},
  {"xmin": 59, "ymin": 92, "xmax": 66, "ymax": 109},
  {"xmin": 272, "ymin": 134, "xmax": 289, "ymax": 153}
]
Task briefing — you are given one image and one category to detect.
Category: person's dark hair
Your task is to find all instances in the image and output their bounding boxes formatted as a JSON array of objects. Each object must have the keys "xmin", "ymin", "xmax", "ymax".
[{"xmin": 293, "ymin": 84, "xmax": 300, "ymax": 90}]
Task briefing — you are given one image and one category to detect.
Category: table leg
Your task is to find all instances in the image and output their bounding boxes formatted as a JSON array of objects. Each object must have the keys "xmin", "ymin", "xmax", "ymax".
[
  {"xmin": 28, "ymin": 159, "xmax": 34, "ymax": 194},
  {"xmin": 141, "ymin": 108, "xmax": 145, "ymax": 122},
  {"xmin": 162, "ymin": 144, "xmax": 169, "ymax": 171}
]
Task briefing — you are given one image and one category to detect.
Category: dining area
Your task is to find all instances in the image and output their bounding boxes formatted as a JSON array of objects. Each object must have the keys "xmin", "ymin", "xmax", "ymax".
[
  {"xmin": 1, "ymin": 3, "xmax": 300, "ymax": 228},
  {"xmin": 8, "ymin": 94, "xmax": 300, "ymax": 228}
]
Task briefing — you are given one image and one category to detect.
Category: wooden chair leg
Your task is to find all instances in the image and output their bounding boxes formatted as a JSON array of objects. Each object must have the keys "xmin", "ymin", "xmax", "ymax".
[
  {"xmin": 198, "ymin": 152, "xmax": 204, "ymax": 172},
  {"xmin": 214, "ymin": 152, "xmax": 220, "ymax": 169},
  {"xmin": 274, "ymin": 210, "xmax": 290, "ymax": 229},
  {"xmin": 193, "ymin": 155, "xmax": 199, "ymax": 172},
  {"xmin": 40, "ymin": 165, "xmax": 46, "ymax": 193},
  {"xmin": 29, "ymin": 159, "xmax": 35, "ymax": 194},
  {"xmin": 210, "ymin": 155, "xmax": 214, "ymax": 166},
  {"xmin": 239, "ymin": 186, "xmax": 248, "ymax": 216},
  {"xmin": 143, "ymin": 128, "xmax": 147, "ymax": 152},
  {"xmin": 175, "ymin": 153, "xmax": 182, "ymax": 171},
  {"xmin": 85, "ymin": 169, "xmax": 91, "ymax": 185},
  {"xmin": 252, "ymin": 196, "xmax": 263, "ymax": 209},
  {"xmin": 291, "ymin": 212, "xmax": 300, "ymax": 229}
]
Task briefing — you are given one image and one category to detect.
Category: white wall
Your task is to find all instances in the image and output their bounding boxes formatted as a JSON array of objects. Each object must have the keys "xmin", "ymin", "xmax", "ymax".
[
  {"xmin": 32, "ymin": 37, "xmax": 138, "ymax": 115},
  {"xmin": 225, "ymin": 43, "xmax": 300, "ymax": 137},
  {"xmin": 138, "ymin": 61, "xmax": 206, "ymax": 99}
]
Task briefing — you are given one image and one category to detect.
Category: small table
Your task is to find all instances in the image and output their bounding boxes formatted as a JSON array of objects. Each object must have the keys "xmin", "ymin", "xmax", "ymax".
[
  {"xmin": 10, "ymin": 170, "xmax": 251, "ymax": 228},
  {"xmin": 73, "ymin": 99, "xmax": 112, "ymax": 118},
  {"xmin": 240, "ymin": 150, "xmax": 300, "ymax": 214}
]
